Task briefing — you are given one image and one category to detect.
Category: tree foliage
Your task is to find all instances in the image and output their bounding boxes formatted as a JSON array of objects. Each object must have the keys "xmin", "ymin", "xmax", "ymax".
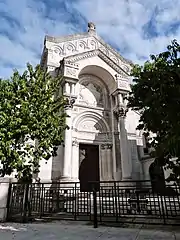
[
  {"xmin": 128, "ymin": 40, "xmax": 180, "ymax": 181},
  {"xmin": 0, "ymin": 64, "xmax": 67, "ymax": 181}
]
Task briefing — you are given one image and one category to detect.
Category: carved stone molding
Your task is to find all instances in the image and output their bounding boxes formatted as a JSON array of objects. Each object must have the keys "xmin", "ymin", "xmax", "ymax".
[
  {"xmin": 65, "ymin": 49, "xmax": 129, "ymax": 77},
  {"xmin": 101, "ymin": 143, "xmax": 113, "ymax": 150},
  {"xmin": 101, "ymin": 144, "xmax": 106, "ymax": 150},
  {"xmin": 115, "ymin": 74, "xmax": 131, "ymax": 92},
  {"xmin": 61, "ymin": 59, "xmax": 79, "ymax": 79},
  {"xmin": 107, "ymin": 144, "xmax": 113, "ymax": 149}
]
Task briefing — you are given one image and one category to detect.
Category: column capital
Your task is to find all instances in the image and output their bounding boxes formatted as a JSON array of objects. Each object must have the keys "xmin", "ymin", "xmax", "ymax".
[
  {"xmin": 101, "ymin": 143, "xmax": 113, "ymax": 150},
  {"xmin": 72, "ymin": 138, "xmax": 79, "ymax": 147},
  {"xmin": 113, "ymin": 106, "xmax": 128, "ymax": 118},
  {"xmin": 107, "ymin": 144, "xmax": 113, "ymax": 149},
  {"xmin": 64, "ymin": 96, "xmax": 76, "ymax": 110},
  {"xmin": 101, "ymin": 144, "xmax": 106, "ymax": 150}
]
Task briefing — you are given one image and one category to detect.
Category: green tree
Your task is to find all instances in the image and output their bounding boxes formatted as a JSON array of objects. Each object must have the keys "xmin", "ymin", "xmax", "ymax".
[
  {"xmin": 128, "ymin": 40, "xmax": 180, "ymax": 181},
  {"xmin": 0, "ymin": 64, "xmax": 67, "ymax": 182}
]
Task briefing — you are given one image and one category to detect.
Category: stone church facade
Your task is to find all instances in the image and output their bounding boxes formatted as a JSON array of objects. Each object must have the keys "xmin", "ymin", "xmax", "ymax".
[{"xmin": 39, "ymin": 23, "xmax": 153, "ymax": 184}]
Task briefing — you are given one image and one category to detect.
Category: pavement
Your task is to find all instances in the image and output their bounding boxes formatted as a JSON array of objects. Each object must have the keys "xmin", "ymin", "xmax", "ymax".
[{"xmin": 0, "ymin": 221, "xmax": 180, "ymax": 240}]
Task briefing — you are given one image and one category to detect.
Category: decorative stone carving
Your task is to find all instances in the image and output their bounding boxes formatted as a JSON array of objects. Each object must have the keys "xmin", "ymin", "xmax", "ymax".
[
  {"xmin": 46, "ymin": 35, "xmax": 131, "ymax": 76},
  {"xmin": 64, "ymin": 60, "xmax": 79, "ymax": 68},
  {"xmin": 65, "ymin": 49, "xmax": 129, "ymax": 77},
  {"xmin": 79, "ymin": 119, "xmax": 100, "ymax": 133},
  {"xmin": 66, "ymin": 67, "xmax": 76, "ymax": 77},
  {"xmin": 101, "ymin": 144, "xmax": 106, "ymax": 150},
  {"xmin": 64, "ymin": 42, "xmax": 77, "ymax": 55},
  {"xmin": 101, "ymin": 143, "xmax": 112, "ymax": 150},
  {"xmin": 72, "ymin": 138, "xmax": 79, "ymax": 147},
  {"xmin": 79, "ymin": 82, "xmax": 103, "ymax": 107},
  {"xmin": 78, "ymin": 40, "xmax": 88, "ymax": 50},
  {"xmin": 88, "ymin": 22, "xmax": 96, "ymax": 31},
  {"xmin": 114, "ymin": 106, "xmax": 128, "ymax": 118},
  {"xmin": 107, "ymin": 144, "xmax": 113, "ymax": 149},
  {"xmin": 63, "ymin": 60, "xmax": 79, "ymax": 79},
  {"xmin": 115, "ymin": 74, "xmax": 130, "ymax": 91},
  {"xmin": 64, "ymin": 97, "xmax": 76, "ymax": 109},
  {"xmin": 51, "ymin": 45, "xmax": 63, "ymax": 56}
]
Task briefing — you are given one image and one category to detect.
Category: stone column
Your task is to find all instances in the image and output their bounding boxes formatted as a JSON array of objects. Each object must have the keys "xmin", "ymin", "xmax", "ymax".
[
  {"xmin": 62, "ymin": 108, "xmax": 72, "ymax": 180},
  {"xmin": 100, "ymin": 144, "xmax": 107, "ymax": 181},
  {"xmin": 71, "ymin": 139, "xmax": 79, "ymax": 181},
  {"xmin": 114, "ymin": 107, "xmax": 132, "ymax": 180},
  {"xmin": 106, "ymin": 144, "xmax": 113, "ymax": 180}
]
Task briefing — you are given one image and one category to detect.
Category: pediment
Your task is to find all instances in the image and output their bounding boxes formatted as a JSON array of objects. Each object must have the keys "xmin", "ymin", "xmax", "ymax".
[
  {"xmin": 42, "ymin": 32, "xmax": 132, "ymax": 75},
  {"xmin": 63, "ymin": 49, "xmax": 129, "ymax": 77}
]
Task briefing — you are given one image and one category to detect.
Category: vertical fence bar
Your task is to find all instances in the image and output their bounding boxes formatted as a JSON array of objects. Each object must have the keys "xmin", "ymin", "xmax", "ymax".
[
  {"xmin": 160, "ymin": 194, "xmax": 166, "ymax": 225},
  {"xmin": 92, "ymin": 184, "xmax": 98, "ymax": 228},
  {"xmin": 74, "ymin": 183, "xmax": 77, "ymax": 220},
  {"xmin": 39, "ymin": 183, "xmax": 44, "ymax": 218},
  {"xmin": 114, "ymin": 182, "xmax": 118, "ymax": 222},
  {"xmin": 22, "ymin": 184, "xmax": 29, "ymax": 223}
]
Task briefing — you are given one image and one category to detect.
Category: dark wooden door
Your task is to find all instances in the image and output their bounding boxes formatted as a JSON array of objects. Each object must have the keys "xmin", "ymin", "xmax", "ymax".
[{"xmin": 79, "ymin": 144, "xmax": 100, "ymax": 192}]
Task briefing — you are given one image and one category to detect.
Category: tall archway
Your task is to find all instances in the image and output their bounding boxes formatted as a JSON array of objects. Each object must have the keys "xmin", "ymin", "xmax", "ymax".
[{"xmin": 73, "ymin": 111, "xmax": 111, "ymax": 191}]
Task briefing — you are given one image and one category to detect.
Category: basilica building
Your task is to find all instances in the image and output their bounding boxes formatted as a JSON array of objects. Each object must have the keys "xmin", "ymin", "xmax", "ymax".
[{"xmin": 39, "ymin": 22, "xmax": 153, "ymax": 185}]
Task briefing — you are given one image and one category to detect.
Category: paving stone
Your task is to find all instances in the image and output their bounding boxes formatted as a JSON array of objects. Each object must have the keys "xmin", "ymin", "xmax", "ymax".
[{"xmin": 0, "ymin": 221, "xmax": 179, "ymax": 240}]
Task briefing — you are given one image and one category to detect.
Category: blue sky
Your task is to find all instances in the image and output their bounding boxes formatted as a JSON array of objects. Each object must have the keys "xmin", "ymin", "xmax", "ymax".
[{"xmin": 0, "ymin": 0, "xmax": 180, "ymax": 78}]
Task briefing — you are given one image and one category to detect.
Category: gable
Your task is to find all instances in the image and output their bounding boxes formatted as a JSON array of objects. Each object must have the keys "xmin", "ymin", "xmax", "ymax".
[{"xmin": 42, "ymin": 32, "xmax": 132, "ymax": 75}]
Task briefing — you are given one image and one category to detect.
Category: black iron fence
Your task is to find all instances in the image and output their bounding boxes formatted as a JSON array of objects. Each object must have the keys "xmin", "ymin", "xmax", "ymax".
[{"xmin": 6, "ymin": 180, "xmax": 180, "ymax": 226}]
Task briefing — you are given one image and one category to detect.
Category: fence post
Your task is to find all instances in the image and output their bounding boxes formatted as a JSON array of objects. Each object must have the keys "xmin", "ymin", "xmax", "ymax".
[
  {"xmin": 74, "ymin": 182, "xmax": 77, "ymax": 220},
  {"xmin": 22, "ymin": 184, "xmax": 29, "ymax": 223},
  {"xmin": 160, "ymin": 194, "xmax": 166, "ymax": 225},
  {"xmin": 92, "ymin": 184, "xmax": 98, "ymax": 228},
  {"xmin": 39, "ymin": 183, "xmax": 44, "ymax": 218},
  {"xmin": 114, "ymin": 182, "xmax": 118, "ymax": 222}
]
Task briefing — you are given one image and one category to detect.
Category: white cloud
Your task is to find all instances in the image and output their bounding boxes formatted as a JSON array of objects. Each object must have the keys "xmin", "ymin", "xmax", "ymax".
[{"xmin": 0, "ymin": 0, "xmax": 179, "ymax": 78}]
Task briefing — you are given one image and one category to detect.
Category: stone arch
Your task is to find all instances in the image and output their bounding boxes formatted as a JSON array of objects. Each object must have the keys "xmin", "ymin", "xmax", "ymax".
[
  {"xmin": 78, "ymin": 65, "xmax": 116, "ymax": 93},
  {"xmin": 73, "ymin": 111, "xmax": 110, "ymax": 133}
]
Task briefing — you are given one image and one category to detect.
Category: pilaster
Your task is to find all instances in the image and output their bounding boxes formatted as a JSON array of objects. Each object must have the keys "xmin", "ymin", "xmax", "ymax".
[
  {"xmin": 71, "ymin": 138, "xmax": 79, "ymax": 181},
  {"xmin": 112, "ymin": 74, "xmax": 132, "ymax": 180},
  {"xmin": 59, "ymin": 59, "xmax": 79, "ymax": 180},
  {"xmin": 100, "ymin": 143, "xmax": 113, "ymax": 181}
]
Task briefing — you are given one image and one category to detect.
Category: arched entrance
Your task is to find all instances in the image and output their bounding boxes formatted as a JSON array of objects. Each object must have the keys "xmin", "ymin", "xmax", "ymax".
[{"xmin": 79, "ymin": 144, "xmax": 100, "ymax": 192}]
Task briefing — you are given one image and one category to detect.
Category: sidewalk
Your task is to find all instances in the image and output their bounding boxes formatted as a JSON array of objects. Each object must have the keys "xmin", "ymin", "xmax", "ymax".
[{"xmin": 0, "ymin": 221, "xmax": 179, "ymax": 240}]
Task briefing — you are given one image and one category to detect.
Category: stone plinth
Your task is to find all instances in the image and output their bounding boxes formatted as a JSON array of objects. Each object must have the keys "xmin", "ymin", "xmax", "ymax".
[{"xmin": 0, "ymin": 178, "xmax": 11, "ymax": 222}]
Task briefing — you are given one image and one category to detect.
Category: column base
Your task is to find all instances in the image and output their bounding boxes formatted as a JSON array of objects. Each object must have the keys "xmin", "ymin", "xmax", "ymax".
[
  {"xmin": 60, "ymin": 176, "xmax": 79, "ymax": 183},
  {"xmin": 122, "ymin": 177, "xmax": 132, "ymax": 181}
]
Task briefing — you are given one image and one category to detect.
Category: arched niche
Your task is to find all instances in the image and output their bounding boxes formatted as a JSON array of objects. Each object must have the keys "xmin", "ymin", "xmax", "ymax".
[
  {"xmin": 73, "ymin": 111, "xmax": 110, "ymax": 134},
  {"xmin": 77, "ymin": 74, "xmax": 110, "ymax": 109},
  {"xmin": 78, "ymin": 65, "xmax": 116, "ymax": 93}
]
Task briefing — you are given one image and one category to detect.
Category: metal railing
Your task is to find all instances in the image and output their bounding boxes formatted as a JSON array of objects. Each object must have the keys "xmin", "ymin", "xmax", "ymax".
[{"xmin": 6, "ymin": 180, "xmax": 180, "ymax": 226}]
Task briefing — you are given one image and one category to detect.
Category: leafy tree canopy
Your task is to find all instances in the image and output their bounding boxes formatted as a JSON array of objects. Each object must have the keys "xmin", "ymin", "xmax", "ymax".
[
  {"xmin": 0, "ymin": 64, "xmax": 67, "ymax": 182},
  {"xmin": 128, "ymin": 40, "xmax": 180, "ymax": 181}
]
